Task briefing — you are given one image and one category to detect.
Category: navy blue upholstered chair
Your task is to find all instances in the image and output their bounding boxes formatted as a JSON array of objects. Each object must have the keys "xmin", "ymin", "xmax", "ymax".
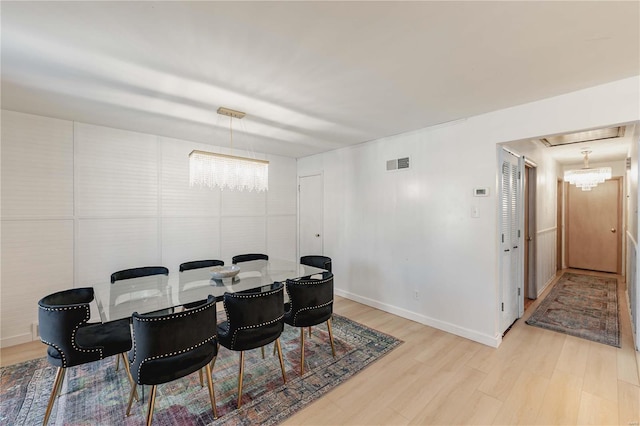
[
  {"xmin": 126, "ymin": 296, "xmax": 218, "ymax": 425},
  {"xmin": 285, "ymin": 271, "xmax": 336, "ymax": 374},
  {"xmin": 38, "ymin": 288, "xmax": 136, "ymax": 425},
  {"xmin": 300, "ymin": 255, "xmax": 332, "ymax": 272},
  {"xmin": 216, "ymin": 282, "xmax": 286, "ymax": 408}
]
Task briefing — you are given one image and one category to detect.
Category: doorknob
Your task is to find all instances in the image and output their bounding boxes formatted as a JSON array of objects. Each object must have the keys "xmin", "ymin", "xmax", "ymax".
[
  {"xmin": 611, "ymin": 228, "xmax": 616, "ymax": 233},
  {"xmin": 315, "ymin": 234, "xmax": 321, "ymax": 237}
]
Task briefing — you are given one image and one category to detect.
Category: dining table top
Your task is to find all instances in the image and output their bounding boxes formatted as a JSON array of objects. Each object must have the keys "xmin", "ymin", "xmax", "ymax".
[{"xmin": 93, "ymin": 258, "xmax": 326, "ymax": 323}]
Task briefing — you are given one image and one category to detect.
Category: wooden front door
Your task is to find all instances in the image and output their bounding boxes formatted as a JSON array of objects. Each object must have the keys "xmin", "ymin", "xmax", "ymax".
[{"xmin": 566, "ymin": 178, "xmax": 621, "ymax": 273}]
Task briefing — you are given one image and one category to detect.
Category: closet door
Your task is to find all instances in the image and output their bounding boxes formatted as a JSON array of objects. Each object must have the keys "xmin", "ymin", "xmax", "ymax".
[{"xmin": 499, "ymin": 149, "xmax": 523, "ymax": 332}]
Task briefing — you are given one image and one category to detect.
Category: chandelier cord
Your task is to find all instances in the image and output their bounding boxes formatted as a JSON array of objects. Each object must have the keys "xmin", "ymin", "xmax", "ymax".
[{"xmin": 229, "ymin": 117, "xmax": 234, "ymax": 152}]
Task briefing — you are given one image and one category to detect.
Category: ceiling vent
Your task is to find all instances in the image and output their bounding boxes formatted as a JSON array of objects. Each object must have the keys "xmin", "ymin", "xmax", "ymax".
[
  {"xmin": 540, "ymin": 126, "xmax": 625, "ymax": 147},
  {"xmin": 387, "ymin": 157, "xmax": 410, "ymax": 171}
]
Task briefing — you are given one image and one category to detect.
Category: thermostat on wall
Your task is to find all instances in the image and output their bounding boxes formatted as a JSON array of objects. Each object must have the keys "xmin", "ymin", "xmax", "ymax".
[{"xmin": 473, "ymin": 187, "xmax": 489, "ymax": 197}]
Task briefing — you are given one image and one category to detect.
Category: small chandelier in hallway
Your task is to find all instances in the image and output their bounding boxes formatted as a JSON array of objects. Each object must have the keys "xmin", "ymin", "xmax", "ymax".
[{"xmin": 564, "ymin": 150, "xmax": 611, "ymax": 191}]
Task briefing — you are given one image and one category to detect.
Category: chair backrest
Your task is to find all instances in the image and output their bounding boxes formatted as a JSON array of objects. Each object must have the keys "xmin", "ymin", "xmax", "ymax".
[
  {"xmin": 221, "ymin": 282, "xmax": 284, "ymax": 351},
  {"xmin": 110, "ymin": 266, "xmax": 169, "ymax": 283},
  {"xmin": 179, "ymin": 259, "xmax": 224, "ymax": 272},
  {"xmin": 232, "ymin": 253, "xmax": 269, "ymax": 264},
  {"xmin": 285, "ymin": 272, "xmax": 334, "ymax": 327},
  {"xmin": 38, "ymin": 288, "xmax": 102, "ymax": 367},
  {"xmin": 300, "ymin": 255, "xmax": 332, "ymax": 272},
  {"xmin": 130, "ymin": 296, "xmax": 217, "ymax": 386}
]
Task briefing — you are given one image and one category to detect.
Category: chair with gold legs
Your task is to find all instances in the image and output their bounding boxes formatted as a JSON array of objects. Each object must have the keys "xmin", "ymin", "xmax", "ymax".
[
  {"xmin": 126, "ymin": 296, "xmax": 218, "ymax": 425},
  {"xmin": 284, "ymin": 271, "xmax": 336, "ymax": 375},
  {"xmin": 215, "ymin": 282, "xmax": 286, "ymax": 408},
  {"xmin": 38, "ymin": 287, "xmax": 136, "ymax": 426}
]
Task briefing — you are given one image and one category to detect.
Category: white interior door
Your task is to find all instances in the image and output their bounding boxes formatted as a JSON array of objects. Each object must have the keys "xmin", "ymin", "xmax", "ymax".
[
  {"xmin": 299, "ymin": 174, "xmax": 323, "ymax": 257},
  {"xmin": 499, "ymin": 149, "xmax": 524, "ymax": 332}
]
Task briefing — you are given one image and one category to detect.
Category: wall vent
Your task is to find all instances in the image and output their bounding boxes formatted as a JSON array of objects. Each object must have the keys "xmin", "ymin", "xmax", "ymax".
[{"xmin": 386, "ymin": 157, "xmax": 410, "ymax": 171}]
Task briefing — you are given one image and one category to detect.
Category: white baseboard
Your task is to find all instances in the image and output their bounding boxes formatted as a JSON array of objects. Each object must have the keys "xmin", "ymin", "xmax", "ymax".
[
  {"xmin": 1, "ymin": 332, "xmax": 34, "ymax": 348},
  {"xmin": 334, "ymin": 288, "xmax": 501, "ymax": 348},
  {"xmin": 536, "ymin": 273, "xmax": 557, "ymax": 299}
]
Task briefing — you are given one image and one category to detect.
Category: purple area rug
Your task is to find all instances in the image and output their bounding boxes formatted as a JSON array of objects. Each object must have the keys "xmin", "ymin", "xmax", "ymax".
[
  {"xmin": 525, "ymin": 272, "xmax": 619, "ymax": 347},
  {"xmin": 0, "ymin": 314, "xmax": 401, "ymax": 425}
]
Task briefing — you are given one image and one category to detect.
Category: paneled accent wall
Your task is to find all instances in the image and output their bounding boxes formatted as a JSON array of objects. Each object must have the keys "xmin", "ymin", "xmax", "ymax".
[
  {"xmin": 0, "ymin": 110, "xmax": 297, "ymax": 347},
  {"xmin": 627, "ymin": 232, "xmax": 638, "ymax": 350},
  {"xmin": 535, "ymin": 227, "xmax": 557, "ymax": 297}
]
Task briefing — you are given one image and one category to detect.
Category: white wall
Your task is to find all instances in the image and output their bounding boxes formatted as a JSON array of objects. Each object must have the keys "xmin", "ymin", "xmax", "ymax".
[
  {"xmin": 299, "ymin": 76, "xmax": 640, "ymax": 347},
  {"xmin": 0, "ymin": 110, "xmax": 297, "ymax": 347}
]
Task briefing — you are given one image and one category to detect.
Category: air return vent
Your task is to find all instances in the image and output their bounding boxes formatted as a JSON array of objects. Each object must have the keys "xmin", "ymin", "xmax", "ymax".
[{"xmin": 386, "ymin": 157, "xmax": 410, "ymax": 171}]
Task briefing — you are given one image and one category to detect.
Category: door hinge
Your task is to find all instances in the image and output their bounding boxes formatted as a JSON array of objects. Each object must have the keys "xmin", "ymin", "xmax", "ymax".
[
  {"xmin": 517, "ymin": 229, "xmax": 521, "ymax": 238},
  {"xmin": 501, "ymin": 303, "xmax": 504, "ymax": 312},
  {"xmin": 501, "ymin": 234, "xmax": 504, "ymax": 243},
  {"xmin": 298, "ymin": 184, "xmax": 300, "ymax": 192},
  {"xmin": 518, "ymin": 288, "xmax": 521, "ymax": 296}
]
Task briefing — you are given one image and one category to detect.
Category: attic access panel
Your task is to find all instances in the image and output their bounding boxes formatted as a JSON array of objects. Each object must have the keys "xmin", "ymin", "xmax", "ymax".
[{"xmin": 540, "ymin": 126, "xmax": 625, "ymax": 147}]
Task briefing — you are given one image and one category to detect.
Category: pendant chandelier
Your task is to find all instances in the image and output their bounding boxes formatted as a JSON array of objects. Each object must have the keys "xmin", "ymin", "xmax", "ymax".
[
  {"xmin": 564, "ymin": 150, "xmax": 611, "ymax": 191},
  {"xmin": 189, "ymin": 107, "xmax": 268, "ymax": 192}
]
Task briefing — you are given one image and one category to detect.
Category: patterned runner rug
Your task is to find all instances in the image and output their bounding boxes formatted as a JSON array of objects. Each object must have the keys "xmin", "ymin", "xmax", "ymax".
[
  {"xmin": 1, "ymin": 314, "xmax": 401, "ymax": 425},
  {"xmin": 525, "ymin": 272, "xmax": 619, "ymax": 347}
]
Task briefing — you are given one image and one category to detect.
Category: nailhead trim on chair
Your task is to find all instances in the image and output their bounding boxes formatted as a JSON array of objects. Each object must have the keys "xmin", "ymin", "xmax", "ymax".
[
  {"xmin": 230, "ymin": 315, "xmax": 284, "ymax": 349},
  {"xmin": 134, "ymin": 336, "xmax": 216, "ymax": 384},
  {"xmin": 38, "ymin": 303, "xmax": 101, "ymax": 367},
  {"xmin": 292, "ymin": 300, "xmax": 333, "ymax": 326},
  {"xmin": 131, "ymin": 300, "xmax": 216, "ymax": 383},
  {"xmin": 291, "ymin": 276, "xmax": 333, "ymax": 285},
  {"xmin": 222, "ymin": 286, "xmax": 284, "ymax": 349},
  {"xmin": 134, "ymin": 301, "xmax": 211, "ymax": 321}
]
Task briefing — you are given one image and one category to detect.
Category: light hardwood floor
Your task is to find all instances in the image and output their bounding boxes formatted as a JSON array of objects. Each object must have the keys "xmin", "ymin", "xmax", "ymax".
[{"xmin": 2, "ymin": 269, "xmax": 639, "ymax": 425}]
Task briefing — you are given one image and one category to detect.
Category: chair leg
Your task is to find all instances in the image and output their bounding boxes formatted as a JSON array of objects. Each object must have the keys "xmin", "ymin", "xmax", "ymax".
[
  {"xmin": 56, "ymin": 367, "xmax": 67, "ymax": 399},
  {"xmin": 300, "ymin": 327, "xmax": 306, "ymax": 375},
  {"xmin": 121, "ymin": 353, "xmax": 139, "ymax": 401},
  {"xmin": 211, "ymin": 343, "xmax": 220, "ymax": 369},
  {"xmin": 205, "ymin": 363, "xmax": 218, "ymax": 419},
  {"xmin": 261, "ymin": 346, "xmax": 265, "ymax": 359},
  {"xmin": 237, "ymin": 351, "xmax": 245, "ymax": 408},
  {"xmin": 308, "ymin": 327, "xmax": 312, "ymax": 338},
  {"xmin": 210, "ymin": 354, "xmax": 217, "ymax": 370},
  {"xmin": 199, "ymin": 368, "xmax": 204, "ymax": 387},
  {"xmin": 145, "ymin": 385, "xmax": 157, "ymax": 426},
  {"xmin": 126, "ymin": 383, "xmax": 138, "ymax": 416},
  {"xmin": 275, "ymin": 338, "xmax": 287, "ymax": 384},
  {"xmin": 327, "ymin": 318, "xmax": 336, "ymax": 357},
  {"xmin": 115, "ymin": 353, "xmax": 120, "ymax": 371},
  {"xmin": 43, "ymin": 366, "xmax": 65, "ymax": 425}
]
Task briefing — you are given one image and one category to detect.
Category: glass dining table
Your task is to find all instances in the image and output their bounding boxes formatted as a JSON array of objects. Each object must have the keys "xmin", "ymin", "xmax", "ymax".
[{"xmin": 93, "ymin": 258, "xmax": 326, "ymax": 323}]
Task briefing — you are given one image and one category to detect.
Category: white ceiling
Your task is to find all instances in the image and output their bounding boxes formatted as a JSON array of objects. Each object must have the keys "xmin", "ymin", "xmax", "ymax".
[{"xmin": 2, "ymin": 1, "xmax": 639, "ymax": 161}]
